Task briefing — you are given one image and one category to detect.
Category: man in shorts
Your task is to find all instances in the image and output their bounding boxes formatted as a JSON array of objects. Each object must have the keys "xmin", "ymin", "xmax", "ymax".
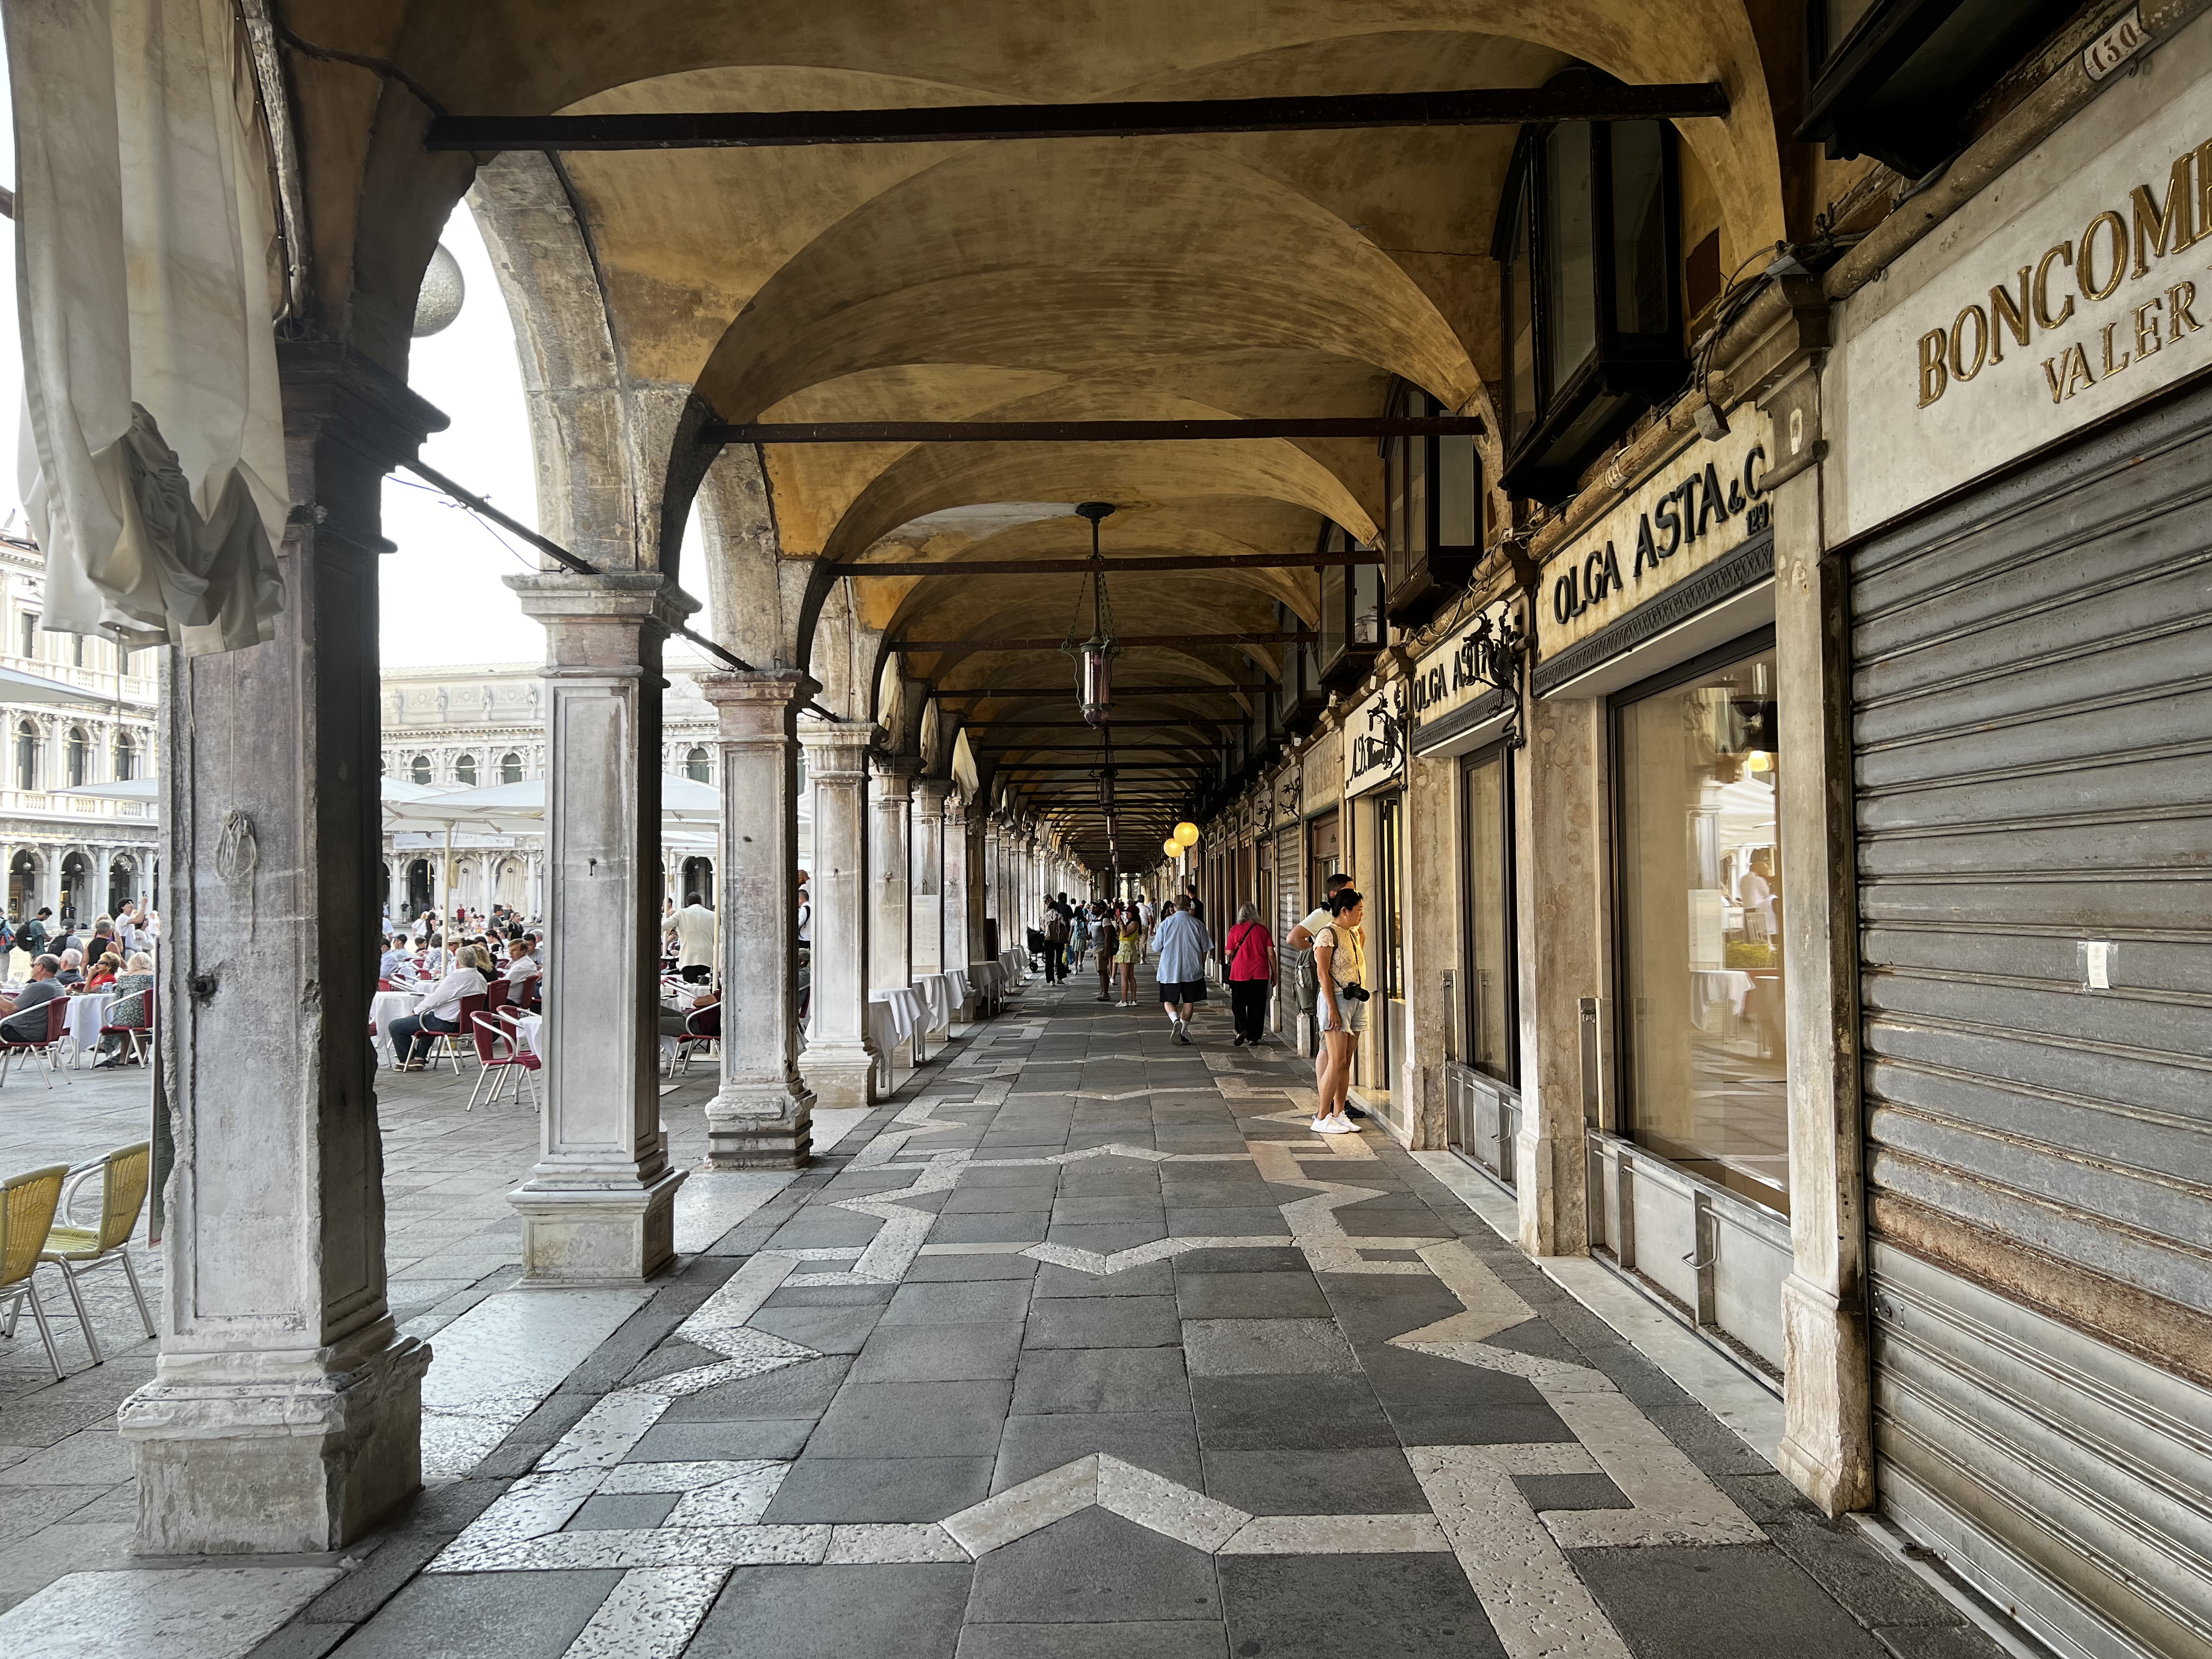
[{"xmin": 1151, "ymin": 894, "xmax": 1212, "ymax": 1044}]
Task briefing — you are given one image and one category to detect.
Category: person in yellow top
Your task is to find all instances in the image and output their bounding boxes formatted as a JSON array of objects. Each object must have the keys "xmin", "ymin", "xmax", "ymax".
[
  {"xmin": 1115, "ymin": 911, "xmax": 1142, "ymax": 1006},
  {"xmin": 1311, "ymin": 889, "xmax": 1368, "ymax": 1134}
]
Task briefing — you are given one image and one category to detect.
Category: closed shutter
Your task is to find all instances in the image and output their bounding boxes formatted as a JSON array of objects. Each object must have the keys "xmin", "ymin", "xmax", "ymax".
[
  {"xmin": 1275, "ymin": 823, "xmax": 1304, "ymax": 944},
  {"xmin": 1850, "ymin": 377, "xmax": 2212, "ymax": 1659}
]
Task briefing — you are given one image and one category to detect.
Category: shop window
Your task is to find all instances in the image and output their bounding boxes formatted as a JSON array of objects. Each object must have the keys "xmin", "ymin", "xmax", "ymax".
[
  {"xmin": 1317, "ymin": 525, "xmax": 1385, "ymax": 691},
  {"xmin": 1384, "ymin": 383, "xmax": 1485, "ymax": 628},
  {"xmin": 499, "ymin": 750, "xmax": 524, "ymax": 784},
  {"xmin": 1494, "ymin": 72, "xmax": 1687, "ymax": 504},
  {"xmin": 1614, "ymin": 638, "xmax": 1786, "ymax": 1212},
  {"xmin": 1798, "ymin": 0, "xmax": 2080, "ymax": 178},
  {"xmin": 1459, "ymin": 745, "xmax": 1517, "ymax": 1085},
  {"xmin": 455, "ymin": 753, "xmax": 477, "ymax": 786}
]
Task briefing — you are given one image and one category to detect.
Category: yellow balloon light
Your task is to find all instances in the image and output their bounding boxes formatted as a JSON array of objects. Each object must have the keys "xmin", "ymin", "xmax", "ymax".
[
  {"xmin": 1162, "ymin": 838, "xmax": 1181, "ymax": 858},
  {"xmin": 1174, "ymin": 821, "xmax": 1199, "ymax": 847}
]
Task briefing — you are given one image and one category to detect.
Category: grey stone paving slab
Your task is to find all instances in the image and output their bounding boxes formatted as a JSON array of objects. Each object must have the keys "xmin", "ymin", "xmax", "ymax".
[
  {"xmin": 1190, "ymin": 1375, "xmax": 1401, "ymax": 1452},
  {"xmin": 625, "ymin": 1418, "xmax": 814, "ymax": 1461},
  {"xmin": 659, "ymin": 1355, "xmax": 853, "ymax": 1422},
  {"xmin": 1032, "ymin": 1259, "xmax": 1176, "ymax": 1298},
  {"xmin": 932, "ymin": 1212, "xmax": 1051, "ymax": 1244},
  {"xmin": 966, "ymin": 1506, "xmax": 1220, "ymax": 1624},
  {"xmin": 1046, "ymin": 1221, "xmax": 1169, "ymax": 1253},
  {"xmin": 1218, "ymin": 1553, "xmax": 1506, "ymax": 1659},
  {"xmin": 765, "ymin": 1455, "xmax": 995, "ymax": 1523},
  {"xmin": 852, "ymin": 1322, "xmax": 1025, "ymax": 1383},
  {"xmin": 1517, "ymin": 1472, "xmax": 1634, "ymax": 1512},
  {"xmin": 1175, "ymin": 1270, "xmax": 1330, "ymax": 1320},
  {"xmin": 1024, "ymin": 1295, "xmax": 1181, "ymax": 1348},
  {"xmin": 904, "ymin": 1253, "xmax": 1041, "ymax": 1282},
  {"xmin": 956, "ymin": 1620, "xmax": 1229, "ymax": 1658},
  {"xmin": 330, "ymin": 1568, "xmax": 622, "ymax": 1658},
  {"xmin": 1051, "ymin": 1195, "xmax": 1165, "ymax": 1224},
  {"xmin": 1182, "ymin": 1318, "xmax": 1360, "ymax": 1377},
  {"xmin": 1203, "ymin": 1448, "xmax": 1431, "ymax": 1516},
  {"xmin": 749, "ymin": 1303, "xmax": 884, "ymax": 1354},
  {"xmin": 1010, "ymin": 1346, "xmax": 1190, "ymax": 1414},
  {"xmin": 1167, "ymin": 1206, "xmax": 1286, "ymax": 1237},
  {"xmin": 1571, "ymin": 1544, "xmax": 1893, "ymax": 1657},
  {"xmin": 693, "ymin": 1563, "xmax": 973, "ymax": 1659},
  {"xmin": 884, "ymin": 1280, "xmax": 1032, "ymax": 1325},
  {"xmin": 809, "ymin": 1381, "xmax": 1014, "ymax": 1458},
  {"xmin": 993, "ymin": 1410, "xmax": 1206, "ymax": 1490}
]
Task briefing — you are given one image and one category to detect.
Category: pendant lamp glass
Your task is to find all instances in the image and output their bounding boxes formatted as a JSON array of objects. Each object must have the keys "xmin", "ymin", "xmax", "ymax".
[
  {"xmin": 1175, "ymin": 821, "xmax": 1199, "ymax": 847},
  {"xmin": 1162, "ymin": 838, "xmax": 1181, "ymax": 857},
  {"xmin": 1065, "ymin": 503, "xmax": 1120, "ymax": 728}
]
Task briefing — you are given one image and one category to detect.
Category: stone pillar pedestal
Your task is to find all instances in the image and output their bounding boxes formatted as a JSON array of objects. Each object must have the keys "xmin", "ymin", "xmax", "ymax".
[
  {"xmin": 117, "ymin": 343, "xmax": 436, "ymax": 1554},
  {"xmin": 700, "ymin": 670, "xmax": 817, "ymax": 1167},
  {"xmin": 504, "ymin": 569, "xmax": 689, "ymax": 1281},
  {"xmin": 799, "ymin": 721, "xmax": 878, "ymax": 1106},
  {"xmin": 869, "ymin": 758, "xmax": 917, "ymax": 993}
]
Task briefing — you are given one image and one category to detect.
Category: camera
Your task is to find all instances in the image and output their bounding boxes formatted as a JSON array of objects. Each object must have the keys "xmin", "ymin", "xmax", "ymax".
[{"xmin": 1340, "ymin": 982, "xmax": 1371, "ymax": 1003}]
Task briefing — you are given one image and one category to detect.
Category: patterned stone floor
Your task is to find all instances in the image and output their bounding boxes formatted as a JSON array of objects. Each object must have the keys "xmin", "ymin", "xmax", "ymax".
[{"xmin": 0, "ymin": 984, "xmax": 2007, "ymax": 1659}]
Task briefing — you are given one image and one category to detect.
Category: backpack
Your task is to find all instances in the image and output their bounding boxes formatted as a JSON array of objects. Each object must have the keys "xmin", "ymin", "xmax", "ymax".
[
  {"xmin": 1292, "ymin": 935, "xmax": 1321, "ymax": 1005},
  {"xmin": 1043, "ymin": 912, "xmax": 1070, "ymax": 945}
]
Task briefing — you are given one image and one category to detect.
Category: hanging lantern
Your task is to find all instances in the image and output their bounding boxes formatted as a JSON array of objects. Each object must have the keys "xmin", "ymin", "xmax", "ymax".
[
  {"xmin": 1175, "ymin": 821, "xmax": 1199, "ymax": 848},
  {"xmin": 1064, "ymin": 502, "xmax": 1119, "ymax": 728},
  {"xmin": 1162, "ymin": 837, "xmax": 1180, "ymax": 858}
]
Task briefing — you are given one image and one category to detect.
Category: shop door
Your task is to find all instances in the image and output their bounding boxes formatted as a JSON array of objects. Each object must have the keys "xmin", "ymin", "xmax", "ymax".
[{"xmin": 1850, "ymin": 380, "xmax": 2212, "ymax": 1658}]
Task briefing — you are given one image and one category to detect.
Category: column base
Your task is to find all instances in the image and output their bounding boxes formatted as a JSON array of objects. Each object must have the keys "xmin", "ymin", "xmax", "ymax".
[
  {"xmin": 706, "ymin": 1087, "xmax": 815, "ymax": 1168},
  {"xmin": 1514, "ymin": 1124, "xmax": 1590, "ymax": 1258},
  {"xmin": 117, "ymin": 1327, "xmax": 430, "ymax": 1556},
  {"xmin": 1775, "ymin": 1272, "xmax": 1876, "ymax": 1515},
  {"xmin": 510, "ymin": 1166, "xmax": 685, "ymax": 1282},
  {"xmin": 801, "ymin": 1045, "xmax": 878, "ymax": 1109}
]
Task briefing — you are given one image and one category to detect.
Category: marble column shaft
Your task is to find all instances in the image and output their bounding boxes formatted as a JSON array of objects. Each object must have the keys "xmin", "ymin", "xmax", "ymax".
[
  {"xmin": 869, "ymin": 758, "xmax": 916, "ymax": 993},
  {"xmin": 799, "ymin": 721, "xmax": 878, "ymax": 1107},
  {"xmin": 118, "ymin": 342, "xmax": 435, "ymax": 1554},
  {"xmin": 700, "ymin": 670, "xmax": 817, "ymax": 1167},
  {"xmin": 911, "ymin": 778, "xmax": 949, "ymax": 979},
  {"xmin": 504, "ymin": 568, "xmax": 688, "ymax": 1281}
]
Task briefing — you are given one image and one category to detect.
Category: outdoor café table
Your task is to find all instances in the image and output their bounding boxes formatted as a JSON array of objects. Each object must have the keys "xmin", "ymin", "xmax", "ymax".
[
  {"xmin": 369, "ymin": 987, "xmax": 422, "ymax": 1070},
  {"xmin": 916, "ymin": 972, "xmax": 956, "ymax": 1039},
  {"xmin": 514, "ymin": 1014, "xmax": 544, "ymax": 1061},
  {"xmin": 63, "ymin": 992, "xmax": 113, "ymax": 1068},
  {"xmin": 941, "ymin": 966, "xmax": 973, "ymax": 1022}
]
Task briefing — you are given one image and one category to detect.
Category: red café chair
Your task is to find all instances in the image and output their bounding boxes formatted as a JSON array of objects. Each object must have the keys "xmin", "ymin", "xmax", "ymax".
[
  {"xmin": 673, "ymin": 1001, "xmax": 720, "ymax": 1077},
  {"xmin": 465, "ymin": 1009, "xmax": 541, "ymax": 1111},
  {"xmin": 483, "ymin": 978, "xmax": 512, "ymax": 1017},
  {"xmin": 98, "ymin": 983, "xmax": 153, "ymax": 1067},
  {"xmin": 0, "ymin": 998, "xmax": 74, "ymax": 1089},
  {"xmin": 421, "ymin": 994, "xmax": 486, "ymax": 1076}
]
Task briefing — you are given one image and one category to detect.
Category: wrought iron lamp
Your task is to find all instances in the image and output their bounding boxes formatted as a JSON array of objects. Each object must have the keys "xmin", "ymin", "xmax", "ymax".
[{"xmin": 1063, "ymin": 502, "xmax": 1119, "ymax": 727}]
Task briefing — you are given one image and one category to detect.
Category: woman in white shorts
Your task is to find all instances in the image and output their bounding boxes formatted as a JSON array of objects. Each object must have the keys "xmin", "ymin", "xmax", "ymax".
[{"xmin": 1311, "ymin": 890, "xmax": 1367, "ymax": 1134}]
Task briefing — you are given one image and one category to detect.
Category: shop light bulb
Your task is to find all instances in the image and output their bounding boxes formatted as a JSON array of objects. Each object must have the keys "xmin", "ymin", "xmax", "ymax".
[
  {"xmin": 1162, "ymin": 838, "xmax": 1180, "ymax": 858},
  {"xmin": 1175, "ymin": 821, "xmax": 1199, "ymax": 847},
  {"xmin": 1747, "ymin": 750, "xmax": 1772, "ymax": 772}
]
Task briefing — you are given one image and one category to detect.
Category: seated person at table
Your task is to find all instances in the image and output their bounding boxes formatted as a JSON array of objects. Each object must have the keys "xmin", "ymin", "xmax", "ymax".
[
  {"xmin": 95, "ymin": 952, "xmax": 155, "ymax": 1067},
  {"xmin": 0, "ymin": 956, "xmax": 67, "ymax": 1044},
  {"xmin": 55, "ymin": 948, "xmax": 85, "ymax": 987},
  {"xmin": 386, "ymin": 946, "xmax": 488, "ymax": 1071},
  {"xmin": 660, "ymin": 985, "xmax": 718, "ymax": 1040},
  {"xmin": 504, "ymin": 938, "xmax": 542, "ymax": 986},
  {"xmin": 84, "ymin": 952, "xmax": 121, "ymax": 991},
  {"xmin": 378, "ymin": 934, "xmax": 413, "ymax": 983}
]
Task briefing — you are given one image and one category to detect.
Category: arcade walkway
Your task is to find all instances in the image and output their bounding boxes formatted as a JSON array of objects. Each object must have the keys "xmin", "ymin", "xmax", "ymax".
[{"xmin": 1, "ymin": 990, "xmax": 2000, "ymax": 1659}]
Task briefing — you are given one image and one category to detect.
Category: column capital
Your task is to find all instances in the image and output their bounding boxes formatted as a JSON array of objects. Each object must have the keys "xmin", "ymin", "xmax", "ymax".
[
  {"xmin": 698, "ymin": 669, "xmax": 820, "ymax": 740},
  {"xmin": 797, "ymin": 718, "xmax": 883, "ymax": 773},
  {"xmin": 871, "ymin": 755, "xmax": 921, "ymax": 801},
  {"xmin": 914, "ymin": 776, "xmax": 955, "ymax": 812},
  {"xmin": 505, "ymin": 571, "xmax": 697, "ymax": 676}
]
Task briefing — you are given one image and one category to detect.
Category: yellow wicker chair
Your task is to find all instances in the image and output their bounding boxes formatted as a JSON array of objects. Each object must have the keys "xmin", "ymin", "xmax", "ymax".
[
  {"xmin": 1, "ymin": 1165, "xmax": 70, "ymax": 1381},
  {"xmin": 38, "ymin": 1141, "xmax": 155, "ymax": 1364}
]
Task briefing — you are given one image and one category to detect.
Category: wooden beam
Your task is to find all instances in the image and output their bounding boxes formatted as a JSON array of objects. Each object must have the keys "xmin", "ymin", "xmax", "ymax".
[
  {"xmin": 931, "ymin": 682, "xmax": 1266, "ymax": 698},
  {"xmin": 712, "ymin": 418, "xmax": 1476, "ymax": 447},
  {"xmin": 898, "ymin": 631, "xmax": 1311, "ymax": 651},
  {"xmin": 835, "ymin": 551, "xmax": 1374, "ymax": 577},
  {"xmin": 424, "ymin": 84, "xmax": 1727, "ymax": 152}
]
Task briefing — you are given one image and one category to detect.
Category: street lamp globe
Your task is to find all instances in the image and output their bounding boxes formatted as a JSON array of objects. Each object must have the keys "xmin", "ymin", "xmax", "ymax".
[{"xmin": 1174, "ymin": 821, "xmax": 1199, "ymax": 847}]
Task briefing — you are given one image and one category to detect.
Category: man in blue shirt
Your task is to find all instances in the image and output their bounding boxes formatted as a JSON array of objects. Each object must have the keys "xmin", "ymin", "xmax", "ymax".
[
  {"xmin": 1151, "ymin": 895, "xmax": 1213, "ymax": 1044},
  {"xmin": 378, "ymin": 934, "xmax": 414, "ymax": 982}
]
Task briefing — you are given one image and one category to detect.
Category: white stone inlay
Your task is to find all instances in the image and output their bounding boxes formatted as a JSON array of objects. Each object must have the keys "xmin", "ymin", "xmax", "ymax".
[
  {"xmin": 941, "ymin": 1455, "xmax": 1098, "ymax": 1556},
  {"xmin": 1538, "ymin": 1391, "xmax": 1763, "ymax": 1547},
  {"xmin": 1095, "ymin": 1455, "xmax": 1251, "ymax": 1551},
  {"xmin": 434, "ymin": 1523, "xmax": 830, "ymax": 1573},
  {"xmin": 825, "ymin": 1522, "xmax": 971, "ymax": 1563},
  {"xmin": 564, "ymin": 1566, "xmax": 731, "ymax": 1659},
  {"xmin": 1218, "ymin": 1513, "xmax": 1451, "ymax": 1554}
]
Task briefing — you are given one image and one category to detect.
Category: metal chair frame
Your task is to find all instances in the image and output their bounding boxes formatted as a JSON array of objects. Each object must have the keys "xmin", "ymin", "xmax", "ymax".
[
  {"xmin": 36, "ymin": 1142, "xmax": 155, "ymax": 1364},
  {"xmin": 0, "ymin": 1164, "xmax": 70, "ymax": 1380},
  {"xmin": 0, "ymin": 997, "xmax": 74, "ymax": 1089},
  {"xmin": 672, "ymin": 1001, "xmax": 721, "ymax": 1077},
  {"xmin": 466, "ymin": 1009, "xmax": 541, "ymax": 1112}
]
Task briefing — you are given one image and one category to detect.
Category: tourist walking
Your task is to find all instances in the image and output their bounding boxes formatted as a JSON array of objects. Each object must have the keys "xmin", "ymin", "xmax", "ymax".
[
  {"xmin": 1223, "ymin": 902, "xmax": 1275, "ymax": 1046},
  {"xmin": 1091, "ymin": 905, "xmax": 1117, "ymax": 1002},
  {"xmin": 1115, "ymin": 911, "xmax": 1142, "ymax": 1005},
  {"xmin": 1041, "ymin": 896, "xmax": 1071, "ymax": 983},
  {"xmin": 1311, "ymin": 889, "xmax": 1368, "ymax": 1133},
  {"xmin": 1152, "ymin": 894, "xmax": 1212, "ymax": 1044}
]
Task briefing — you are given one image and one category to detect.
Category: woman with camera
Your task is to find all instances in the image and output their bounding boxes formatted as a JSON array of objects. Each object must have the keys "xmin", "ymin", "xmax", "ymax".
[{"xmin": 1310, "ymin": 888, "xmax": 1368, "ymax": 1134}]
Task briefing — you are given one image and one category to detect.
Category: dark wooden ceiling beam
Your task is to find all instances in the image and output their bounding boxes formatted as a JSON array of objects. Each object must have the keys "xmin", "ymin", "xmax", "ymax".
[
  {"xmin": 835, "ymin": 551, "xmax": 1373, "ymax": 577},
  {"xmin": 899, "ymin": 631, "xmax": 1310, "ymax": 651},
  {"xmin": 425, "ymin": 84, "xmax": 1726, "ymax": 152},
  {"xmin": 931, "ymin": 682, "xmax": 1266, "ymax": 697},
  {"xmin": 711, "ymin": 418, "xmax": 1476, "ymax": 446}
]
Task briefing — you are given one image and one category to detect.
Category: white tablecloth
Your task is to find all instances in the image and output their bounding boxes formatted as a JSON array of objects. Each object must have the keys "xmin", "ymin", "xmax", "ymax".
[
  {"xmin": 514, "ymin": 1014, "xmax": 543, "ymax": 1060},
  {"xmin": 998, "ymin": 948, "xmax": 1024, "ymax": 985},
  {"xmin": 869, "ymin": 984, "xmax": 926, "ymax": 1043},
  {"xmin": 369, "ymin": 989, "xmax": 421, "ymax": 1070},
  {"xmin": 62, "ymin": 993, "xmax": 112, "ymax": 1067},
  {"xmin": 916, "ymin": 973, "xmax": 956, "ymax": 1036}
]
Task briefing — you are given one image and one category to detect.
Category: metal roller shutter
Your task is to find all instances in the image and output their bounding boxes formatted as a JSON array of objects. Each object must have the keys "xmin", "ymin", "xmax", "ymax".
[{"xmin": 1849, "ymin": 376, "xmax": 2212, "ymax": 1659}]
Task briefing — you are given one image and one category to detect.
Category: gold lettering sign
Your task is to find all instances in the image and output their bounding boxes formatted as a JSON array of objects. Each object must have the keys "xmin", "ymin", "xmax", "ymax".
[{"xmin": 1916, "ymin": 138, "xmax": 2210, "ymax": 411}]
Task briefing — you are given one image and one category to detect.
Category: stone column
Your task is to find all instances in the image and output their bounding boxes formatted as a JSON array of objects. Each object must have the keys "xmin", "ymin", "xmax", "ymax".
[
  {"xmin": 912, "ymin": 778, "xmax": 949, "ymax": 979},
  {"xmin": 983, "ymin": 821, "xmax": 1002, "ymax": 953},
  {"xmin": 118, "ymin": 343, "xmax": 436, "ymax": 1554},
  {"xmin": 869, "ymin": 756, "xmax": 917, "ymax": 992},
  {"xmin": 942, "ymin": 791, "xmax": 971, "ymax": 1013},
  {"xmin": 504, "ymin": 568, "xmax": 688, "ymax": 1281},
  {"xmin": 1769, "ymin": 422, "xmax": 1876, "ymax": 1516},
  {"xmin": 1513, "ymin": 697, "xmax": 1606, "ymax": 1259},
  {"xmin": 797, "ymin": 719, "xmax": 878, "ymax": 1106},
  {"xmin": 698, "ymin": 670, "xmax": 817, "ymax": 1167}
]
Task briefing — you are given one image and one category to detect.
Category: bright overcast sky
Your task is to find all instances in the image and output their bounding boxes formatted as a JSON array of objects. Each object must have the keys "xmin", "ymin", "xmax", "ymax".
[{"xmin": 0, "ymin": 44, "xmax": 550, "ymax": 667}]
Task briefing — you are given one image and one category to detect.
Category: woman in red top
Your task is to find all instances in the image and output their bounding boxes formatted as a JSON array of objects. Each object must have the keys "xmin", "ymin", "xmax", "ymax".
[{"xmin": 1223, "ymin": 903, "xmax": 1275, "ymax": 1047}]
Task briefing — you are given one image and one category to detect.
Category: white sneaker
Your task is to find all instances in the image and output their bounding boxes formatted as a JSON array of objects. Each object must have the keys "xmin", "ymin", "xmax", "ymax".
[
  {"xmin": 1330, "ymin": 1113, "xmax": 1360, "ymax": 1133},
  {"xmin": 1316, "ymin": 1114, "xmax": 1358, "ymax": 1134},
  {"xmin": 1310, "ymin": 1114, "xmax": 1344, "ymax": 1134}
]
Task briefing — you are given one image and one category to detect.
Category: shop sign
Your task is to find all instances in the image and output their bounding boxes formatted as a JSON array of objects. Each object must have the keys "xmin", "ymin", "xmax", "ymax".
[
  {"xmin": 1343, "ymin": 680, "xmax": 1406, "ymax": 797},
  {"xmin": 1838, "ymin": 11, "xmax": 2212, "ymax": 535},
  {"xmin": 1410, "ymin": 599, "xmax": 1515, "ymax": 727},
  {"xmin": 1538, "ymin": 411, "xmax": 1774, "ymax": 656}
]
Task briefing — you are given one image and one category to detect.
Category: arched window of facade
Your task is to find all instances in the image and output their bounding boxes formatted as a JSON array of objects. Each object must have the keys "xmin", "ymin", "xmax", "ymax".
[
  {"xmin": 455, "ymin": 754, "xmax": 478, "ymax": 786},
  {"xmin": 66, "ymin": 727, "xmax": 89, "ymax": 789},
  {"xmin": 15, "ymin": 722, "xmax": 36, "ymax": 790},
  {"xmin": 411, "ymin": 754, "xmax": 432, "ymax": 785},
  {"xmin": 499, "ymin": 751, "xmax": 523, "ymax": 785},
  {"xmin": 112, "ymin": 732, "xmax": 137, "ymax": 781},
  {"xmin": 685, "ymin": 746, "xmax": 711, "ymax": 784}
]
